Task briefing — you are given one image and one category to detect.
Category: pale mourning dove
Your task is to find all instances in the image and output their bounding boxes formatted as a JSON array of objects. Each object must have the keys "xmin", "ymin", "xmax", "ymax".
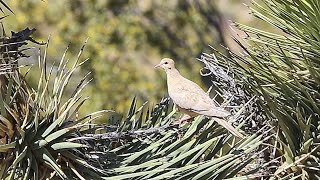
[{"xmin": 155, "ymin": 58, "xmax": 243, "ymax": 138}]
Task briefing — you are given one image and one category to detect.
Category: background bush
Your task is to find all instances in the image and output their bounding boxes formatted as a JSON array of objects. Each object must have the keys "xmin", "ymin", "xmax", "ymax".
[{"xmin": 3, "ymin": 0, "xmax": 253, "ymax": 114}]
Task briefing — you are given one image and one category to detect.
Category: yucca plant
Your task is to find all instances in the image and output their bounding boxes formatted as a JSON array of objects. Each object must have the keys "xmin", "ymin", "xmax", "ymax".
[
  {"xmin": 0, "ymin": 27, "xmax": 113, "ymax": 178},
  {"xmin": 206, "ymin": 0, "xmax": 320, "ymax": 178},
  {"xmin": 88, "ymin": 96, "xmax": 268, "ymax": 179}
]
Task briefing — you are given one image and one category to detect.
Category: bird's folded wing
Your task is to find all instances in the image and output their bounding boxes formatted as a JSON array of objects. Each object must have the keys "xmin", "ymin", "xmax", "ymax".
[{"xmin": 169, "ymin": 77, "xmax": 230, "ymax": 118}]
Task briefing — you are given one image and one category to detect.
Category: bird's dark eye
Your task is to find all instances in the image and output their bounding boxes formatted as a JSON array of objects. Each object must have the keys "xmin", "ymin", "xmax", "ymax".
[{"xmin": 164, "ymin": 62, "xmax": 168, "ymax": 64}]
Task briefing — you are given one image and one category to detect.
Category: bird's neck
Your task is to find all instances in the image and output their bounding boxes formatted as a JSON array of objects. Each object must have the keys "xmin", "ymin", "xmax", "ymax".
[
  {"xmin": 166, "ymin": 68, "xmax": 182, "ymax": 83},
  {"xmin": 166, "ymin": 68, "xmax": 180, "ymax": 77}
]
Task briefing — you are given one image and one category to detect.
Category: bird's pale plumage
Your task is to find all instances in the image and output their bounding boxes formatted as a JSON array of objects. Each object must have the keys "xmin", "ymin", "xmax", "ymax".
[{"xmin": 155, "ymin": 58, "xmax": 243, "ymax": 138}]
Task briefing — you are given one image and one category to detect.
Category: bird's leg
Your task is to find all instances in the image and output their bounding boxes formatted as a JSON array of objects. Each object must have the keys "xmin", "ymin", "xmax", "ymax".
[
  {"xmin": 174, "ymin": 114, "xmax": 193, "ymax": 141},
  {"xmin": 178, "ymin": 114, "xmax": 194, "ymax": 123},
  {"xmin": 174, "ymin": 114, "xmax": 193, "ymax": 129}
]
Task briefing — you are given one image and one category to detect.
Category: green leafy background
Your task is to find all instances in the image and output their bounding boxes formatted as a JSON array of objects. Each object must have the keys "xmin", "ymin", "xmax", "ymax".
[{"xmin": 3, "ymin": 0, "xmax": 261, "ymax": 114}]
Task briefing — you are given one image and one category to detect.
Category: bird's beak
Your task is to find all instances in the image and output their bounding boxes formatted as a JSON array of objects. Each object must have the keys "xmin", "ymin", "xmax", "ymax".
[{"xmin": 154, "ymin": 63, "xmax": 161, "ymax": 69}]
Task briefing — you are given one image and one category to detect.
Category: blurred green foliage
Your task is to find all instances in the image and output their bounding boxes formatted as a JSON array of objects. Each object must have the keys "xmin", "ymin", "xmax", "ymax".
[{"xmin": 4, "ymin": 0, "xmax": 230, "ymax": 114}]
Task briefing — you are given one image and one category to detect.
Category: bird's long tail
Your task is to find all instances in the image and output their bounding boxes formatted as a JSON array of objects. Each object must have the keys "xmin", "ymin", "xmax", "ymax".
[{"xmin": 212, "ymin": 117, "xmax": 244, "ymax": 138}]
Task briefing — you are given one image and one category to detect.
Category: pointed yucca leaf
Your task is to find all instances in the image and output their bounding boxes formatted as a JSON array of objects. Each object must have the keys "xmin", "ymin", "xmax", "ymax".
[
  {"xmin": 37, "ymin": 148, "xmax": 67, "ymax": 179},
  {"xmin": 150, "ymin": 129, "xmax": 176, "ymax": 146},
  {"xmin": 250, "ymin": 3, "xmax": 287, "ymax": 31},
  {"xmin": 122, "ymin": 140, "xmax": 145, "ymax": 155},
  {"xmin": 39, "ymin": 125, "xmax": 80, "ymax": 146},
  {"xmin": 33, "ymin": 44, "xmax": 48, "ymax": 131},
  {"xmin": 204, "ymin": 136, "xmax": 226, "ymax": 161},
  {"xmin": 3, "ymin": 101, "xmax": 21, "ymax": 125},
  {"xmin": 132, "ymin": 130, "xmax": 176, "ymax": 155},
  {"xmin": 193, "ymin": 120, "xmax": 221, "ymax": 144},
  {"xmin": 275, "ymin": 148, "xmax": 315, "ymax": 176},
  {"xmin": 20, "ymin": 95, "xmax": 32, "ymax": 130},
  {"xmin": 0, "ymin": 14, "xmax": 9, "ymax": 20},
  {"xmin": 0, "ymin": 114, "xmax": 14, "ymax": 137},
  {"xmin": 154, "ymin": 134, "xmax": 194, "ymax": 157},
  {"xmin": 136, "ymin": 109, "xmax": 144, "ymax": 129},
  {"xmin": 183, "ymin": 115, "xmax": 207, "ymax": 137},
  {"xmin": 0, "ymin": 85, "xmax": 7, "ymax": 117},
  {"xmin": 51, "ymin": 142, "xmax": 89, "ymax": 150},
  {"xmin": 41, "ymin": 96, "xmax": 82, "ymax": 138},
  {"xmin": 224, "ymin": 177, "xmax": 250, "ymax": 180},
  {"xmin": 128, "ymin": 101, "xmax": 148, "ymax": 130},
  {"xmin": 58, "ymin": 61, "xmax": 90, "ymax": 113},
  {"xmin": 296, "ymin": 106, "xmax": 312, "ymax": 142},
  {"xmin": 183, "ymin": 154, "xmax": 236, "ymax": 180},
  {"xmin": 74, "ymin": 167, "xmax": 104, "ymax": 180},
  {"xmin": 166, "ymin": 138, "xmax": 198, "ymax": 159},
  {"xmin": 277, "ymin": 173, "xmax": 300, "ymax": 180},
  {"xmin": 52, "ymin": 44, "xmax": 70, "ymax": 97},
  {"xmin": 210, "ymin": 158, "xmax": 243, "ymax": 179},
  {"xmin": 278, "ymin": 140, "xmax": 294, "ymax": 164},
  {"xmin": 5, "ymin": 77, "xmax": 13, "ymax": 104},
  {"xmin": 114, "ymin": 158, "xmax": 166, "ymax": 173},
  {"xmin": 284, "ymin": 84, "xmax": 315, "ymax": 112},
  {"xmin": 39, "ymin": 35, "xmax": 51, "ymax": 82},
  {"xmin": 45, "ymin": 55, "xmax": 56, "ymax": 91},
  {"xmin": 69, "ymin": 163, "xmax": 86, "ymax": 180},
  {"xmin": 153, "ymin": 106, "xmax": 176, "ymax": 126},
  {"xmin": 144, "ymin": 107, "xmax": 151, "ymax": 125},
  {"xmin": 67, "ymin": 97, "xmax": 89, "ymax": 120},
  {"xmin": 147, "ymin": 163, "xmax": 200, "ymax": 180},
  {"xmin": 52, "ymin": 58, "xmax": 69, "ymax": 110},
  {"xmin": 38, "ymin": 62, "xmax": 54, "ymax": 115},
  {"xmin": 57, "ymin": 57, "xmax": 89, "ymax": 110},
  {"xmin": 0, "ymin": 161, "xmax": 8, "ymax": 179},
  {"xmin": 240, "ymin": 134, "xmax": 264, "ymax": 152},
  {"xmin": 302, "ymin": 112, "xmax": 312, "ymax": 144},
  {"xmin": 103, "ymin": 169, "xmax": 166, "ymax": 180},
  {"xmin": 22, "ymin": 151, "xmax": 32, "ymax": 180},
  {"xmin": 301, "ymin": 138, "xmax": 313, "ymax": 155},
  {"xmin": 225, "ymin": 154, "xmax": 258, "ymax": 178},
  {"xmin": 110, "ymin": 140, "xmax": 139, "ymax": 154},
  {"xmin": 56, "ymin": 41, "xmax": 88, "ymax": 91},
  {"xmin": 161, "ymin": 138, "xmax": 217, "ymax": 167},
  {"xmin": 63, "ymin": 92, "xmax": 90, "ymax": 120},
  {"xmin": 70, "ymin": 71, "xmax": 92, "ymax": 98},
  {"xmin": 293, "ymin": 77, "xmax": 320, "ymax": 114},
  {"xmin": 119, "ymin": 96, "xmax": 137, "ymax": 132},
  {"xmin": 183, "ymin": 137, "xmax": 220, "ymax": 165},
  {"xmin": 243, "ymin": 139, "xmax": 263, "ymax": 154},
  {"xmin": 71, "ymin": 110, "xmax": 113, "ymax": 126},
  {"xmin": 258, "ymin": 81, "xmax": 297, "ymax": 152},
  {"xmin": 303, "ymin": 51, "xmax": 320, "ymax": 84},
  {"xmin": 232, "ymin": 96, "xmax": 256, "ymax": 120},
  {"xmin": 0, "ymin": 141, "xmax": 16, "ymax": 152},
  {"xmin": 121, "ymin": 141, "xmax": 164, "ymax": 165},
  {"xmin": 8, "ymin": 146, "xmax": 28, "ymax": 179},
  {"xmin": 61, "ymin": 151, "xmax": 106, "ymax": 175},
  {"xmin": 67, "ymin": 65, "xmax": 92, "ymax": 102},
  {"xmin": 0, "ymin": 0, "xmax": 14, "ymax": 14}
]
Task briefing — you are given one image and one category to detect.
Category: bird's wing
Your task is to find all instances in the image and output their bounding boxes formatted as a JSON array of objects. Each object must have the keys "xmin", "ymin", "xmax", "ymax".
[
  {"xmin": 191, "ymin": 92, "xmax": 230, "ymax": 118},
  {"xmin": 169, "ymin": 78, "xmax": 230, "ymax": 118}
]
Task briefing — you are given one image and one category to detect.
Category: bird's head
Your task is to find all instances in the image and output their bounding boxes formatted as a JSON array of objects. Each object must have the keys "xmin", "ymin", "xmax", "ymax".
[{"xmin": 154, "ymin": 58, "xmax": 175, "ymax": 71}]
